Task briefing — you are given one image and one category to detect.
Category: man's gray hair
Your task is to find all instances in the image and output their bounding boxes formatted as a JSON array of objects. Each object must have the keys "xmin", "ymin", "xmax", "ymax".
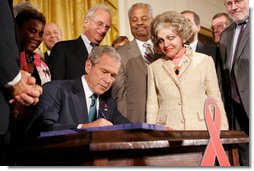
[
  {"xmin": 13, "ymin": 2, "xmax": 39, "ymax": 17},
  {"xmin": 88, "ymin": 45, "xmax": 121, "ymax": 65},
  {"xmin": 85, "ymin": 4, "xmax": 112, "ymax": 19},
  {"xmin": 128, "ymin": 3, "xmax": 153, "ymax": 19}
]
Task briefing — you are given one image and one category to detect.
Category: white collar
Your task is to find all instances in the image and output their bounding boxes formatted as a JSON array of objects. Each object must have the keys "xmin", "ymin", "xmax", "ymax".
[
  {"xmin": 81, "ymin": 34, "xmax": 94, "ymax": 54},
  {"xmin": 81, "ymin": 76, "xmax": 93, "ymax": 100},
  {"xmin": 46, "ymin": 49, "xmax": 51, "ymax": 56},
  {"xmin": 189, "ymin": 39, "xmax": 198, "ymax": 52}
]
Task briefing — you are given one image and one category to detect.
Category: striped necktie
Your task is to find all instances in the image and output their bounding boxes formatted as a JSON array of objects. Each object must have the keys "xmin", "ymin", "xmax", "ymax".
[{"xmin": 143, "ymin": 43, "xmax": 154, "ymax": 64}]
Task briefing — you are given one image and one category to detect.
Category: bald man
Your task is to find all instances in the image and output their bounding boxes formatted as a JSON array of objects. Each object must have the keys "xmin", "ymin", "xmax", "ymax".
[{"xmin": 42, "ymin": 22, "xmax": 62, "ymax": 63}]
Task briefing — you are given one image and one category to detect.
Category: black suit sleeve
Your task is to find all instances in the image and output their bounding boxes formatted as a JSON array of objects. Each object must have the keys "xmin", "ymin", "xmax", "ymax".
[
  {"xmin": 111, "ymin": 102, "xmax": 130, "ymax": 124},
  {"xmin": 0, "ymin": 0, "xmax": 20, "ymax": 86},
  {"xmin": 0, "ymin": 0, "xmax": 20, "ymax": 134},
  {"xmin": 47, "ymin": 42, "xmax": 66, "ymax": 80},
  {"xmin": 100, "ymin": 97, "xmax": 130, "ymax": 124},
  {"xmin": 26, "ymin": 82, "xmax": 78, "ymax": 137},
  {"xmin": 112, "ymin": 109, "xmax": 131, "ymax": 124}
]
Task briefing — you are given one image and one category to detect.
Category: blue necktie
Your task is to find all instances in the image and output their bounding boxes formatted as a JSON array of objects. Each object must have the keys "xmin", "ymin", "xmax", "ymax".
[{"xmin": 88, "ymin": 94, "xmax": 97, "ymax": 122}]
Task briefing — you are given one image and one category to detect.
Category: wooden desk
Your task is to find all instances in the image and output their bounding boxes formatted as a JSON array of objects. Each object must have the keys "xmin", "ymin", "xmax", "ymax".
[{"xmin": 12, "ymin": 130, "xmax": 249, "ymax": 166}]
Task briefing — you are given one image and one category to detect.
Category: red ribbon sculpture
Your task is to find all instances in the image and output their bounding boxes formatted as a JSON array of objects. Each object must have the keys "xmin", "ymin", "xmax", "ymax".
[{"xmin": 200, "ymin": 97, "xmax": 230, "ymax": 166}]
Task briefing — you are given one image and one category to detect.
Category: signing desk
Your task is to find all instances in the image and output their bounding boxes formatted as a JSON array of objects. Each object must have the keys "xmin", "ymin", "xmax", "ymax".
[{"xmin": 12, "ymin": 129, "xmax": 249, "ymax": 166}]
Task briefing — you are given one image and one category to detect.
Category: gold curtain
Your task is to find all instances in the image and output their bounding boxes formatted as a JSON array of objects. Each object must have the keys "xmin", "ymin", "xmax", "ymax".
[{"xmin": 13, "ymin": 0, "xmax": 119, "ymax": 51}]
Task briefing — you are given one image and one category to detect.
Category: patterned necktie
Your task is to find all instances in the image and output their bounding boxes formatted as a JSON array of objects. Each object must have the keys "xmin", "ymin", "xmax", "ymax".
[
  {"xmin": 143, "ymin": 43, "xmax": 154, "ymax": 64},
  {"xmin": 88, "ymin": 94, "xmax": 97, "ymax": 122}
]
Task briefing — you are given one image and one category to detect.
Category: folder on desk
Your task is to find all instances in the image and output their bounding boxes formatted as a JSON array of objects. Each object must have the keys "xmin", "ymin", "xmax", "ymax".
[{"xmin": 40, "ymin": 123, "xmax": 165, "ymax": 137}]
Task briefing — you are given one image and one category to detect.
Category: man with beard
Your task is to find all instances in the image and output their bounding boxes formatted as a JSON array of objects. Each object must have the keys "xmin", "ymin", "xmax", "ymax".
[{"xmin": 111, "ymin": 3, "xmax": 159, "ymax": 123}]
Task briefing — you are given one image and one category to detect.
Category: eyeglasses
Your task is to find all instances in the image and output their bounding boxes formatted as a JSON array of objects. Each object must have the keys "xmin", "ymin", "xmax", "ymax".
[
  {"xmin": 89, "ymin": 18, "xmax": 111, "ymax": 32},
  {"xmin": 224, "ymin": 0, "xmax": 245, "ymax": 8},
  {"xmin": 211, "ymin": 24, "xmax": 228, "ymax": 31}
]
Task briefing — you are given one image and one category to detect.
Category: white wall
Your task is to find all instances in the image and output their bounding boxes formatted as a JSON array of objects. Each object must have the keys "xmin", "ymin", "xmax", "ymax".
[{"xmin": 118, "ymin": 0, "xmax": 227, "ymax": 40}]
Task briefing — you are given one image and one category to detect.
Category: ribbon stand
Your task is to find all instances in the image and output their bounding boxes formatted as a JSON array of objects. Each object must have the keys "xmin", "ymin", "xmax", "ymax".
[{"xmin": 200, "ymin": 97, "xmax": 230, "ymax": 166}]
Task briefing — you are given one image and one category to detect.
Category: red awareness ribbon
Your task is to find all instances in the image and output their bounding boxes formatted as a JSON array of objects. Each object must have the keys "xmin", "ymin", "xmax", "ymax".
[{"xmin": 200, "ymin": 97, "xmax": 230, "ymax": 166}]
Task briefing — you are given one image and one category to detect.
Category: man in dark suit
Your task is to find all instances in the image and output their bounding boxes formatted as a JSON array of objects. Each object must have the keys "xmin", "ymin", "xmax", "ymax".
[
  {"xmin": 27, "ymin": 46, "xmax": 130, "ymax": 137},
  {"xmin": 42, "ymin": 22, "xmax": 62, "ymax": 64},
  {"xmin": 220, "ymin": 0, "xmax": 249, "ymax": 166},
  {"xmin": 181, "ymin": 10, "xmax": 217, "ymax": 61},
  {"xmin": 0, "ymin": 0, "xmax": 42, "ymax": 164},
  {"xmin": 210, "ymin": 12, "xmax": 233, "ymax": 104},
  {"xmin": 47, "ymin": 4, "xmax": 112, "ymax": 80}
]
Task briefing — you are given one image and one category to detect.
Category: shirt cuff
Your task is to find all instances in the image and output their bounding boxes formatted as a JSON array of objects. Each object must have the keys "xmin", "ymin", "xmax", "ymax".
[
  {"xmin": 77, "ymin": 124, "xmax": 83, "ymax": 129},
  {"xmin": 4, "ymin": 71, "xmax": 21, "ymax": 88}
]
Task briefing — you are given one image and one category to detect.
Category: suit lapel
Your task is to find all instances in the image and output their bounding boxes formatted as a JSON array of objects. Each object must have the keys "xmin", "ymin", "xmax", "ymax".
[
  {"xmin": 44, "ymin": 52, "xmax": 49, "ymax": 63},
  {"xmin": 225, "ymin": 24, "xmax": 236, "ymax": 69},
  {"xmin": 236, "ymin": 22, "xmax": 249, "ymax": 60},
  {"xmin": 129, "ymin": 40, "xmax": 147, "ymax": 74},
  {"xmin": 196, "ymin": 41, "xmax": 204, "ymax": 53},
  {"xmin": 162, "ymin": 60, "xmax": 179, "ymax": 86},
  {"xmin": 75, "ymin": 36, "xmax": 89, "ymax": 63},
  {"xmin": 178, "ymin": 54, "xmax": 191, "ymax": 78},
  {"xmin": 71, "ymin": 78, "xmax": 89, "ymax": 123},
  {"xmin": 162, "ymin": 51, "xmax": 192, "ymax": 84}
]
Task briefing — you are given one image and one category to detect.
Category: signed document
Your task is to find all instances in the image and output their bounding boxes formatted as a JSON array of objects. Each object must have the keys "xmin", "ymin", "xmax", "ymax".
[{"xmin": 40, "ymin": 123, "xmax": 166, "ymax": 137}]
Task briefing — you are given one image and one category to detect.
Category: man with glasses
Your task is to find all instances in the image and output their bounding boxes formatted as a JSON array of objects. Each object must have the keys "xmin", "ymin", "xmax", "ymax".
[
  {"xmin": 220, "ymin": 0, "xmax": 249, "ymax": 166},
  {"xmin": 210, "ymin": 13, "xmax": 233, "ymax": 104},
  {"xmin": 211, "ymin": 13, "xmax": 233, "ymax": 45},
  {"xmin": 48, "ymin": 4, "xmax": 112, "ymax": 80}
]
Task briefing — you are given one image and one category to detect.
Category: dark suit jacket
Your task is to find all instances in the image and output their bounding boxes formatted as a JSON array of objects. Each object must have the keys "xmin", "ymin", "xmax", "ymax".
[
  {"xmin": 27, "ymin": 78, "xmax": 130, "ymax": 136},
  {"xmin": 44, "ymin": 51, "xmax": 49, "ymax": 65},
  {"xmin": 47, "ymin": 36, "xmax": 88, "ymax": 80},
  {"xmin": 196, "ymin": 41, "xmax": 217, "ymax": 63},
  {"xmin": 220, "ymin": 22, "xmax": 249, "ymax": 117},
  {"xmin": 0, "ymin": 1, "xmax": 20, "ymax": 135}
]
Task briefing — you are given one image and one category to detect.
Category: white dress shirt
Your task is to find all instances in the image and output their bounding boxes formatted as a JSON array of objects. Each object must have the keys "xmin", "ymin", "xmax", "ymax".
[{"xmin": 77, "ymin": 76, "xmax": 99, "ymax": 128}]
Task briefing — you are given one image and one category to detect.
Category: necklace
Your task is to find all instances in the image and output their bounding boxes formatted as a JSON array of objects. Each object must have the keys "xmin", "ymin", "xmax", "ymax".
[
  {"xmin": 26, "ymin": 54, "xmax": 34, "ymax": 63},
  {"xmin": 174, "ymin": 66, "xmax": 181, "ymax": 75},
  {"xmin": 171, "ymin": 57, "xmax": 184, "ymax": 76}
]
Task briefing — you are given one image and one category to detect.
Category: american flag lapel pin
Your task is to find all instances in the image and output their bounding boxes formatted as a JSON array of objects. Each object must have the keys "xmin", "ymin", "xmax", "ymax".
[{"xmin": 104, "ymin": 103, "xmax": 108, "ymax": 111}]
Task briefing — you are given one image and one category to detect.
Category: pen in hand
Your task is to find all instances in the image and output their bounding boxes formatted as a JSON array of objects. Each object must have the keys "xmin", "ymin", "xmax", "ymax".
[{"xmin": 98, "ymin": 109, "xmax": 106, "ymax": 119}]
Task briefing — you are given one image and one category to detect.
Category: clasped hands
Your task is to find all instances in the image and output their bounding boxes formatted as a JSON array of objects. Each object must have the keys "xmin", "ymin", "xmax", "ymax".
[{"xmin": 9, "ymin": 70, "xmax": 43, "ymax": 106}]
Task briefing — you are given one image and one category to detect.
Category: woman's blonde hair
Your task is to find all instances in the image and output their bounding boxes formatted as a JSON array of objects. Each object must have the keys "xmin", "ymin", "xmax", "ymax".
[{"xmin": 150, "ymin": 11, "xmax": 195, "ymax": 47}]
